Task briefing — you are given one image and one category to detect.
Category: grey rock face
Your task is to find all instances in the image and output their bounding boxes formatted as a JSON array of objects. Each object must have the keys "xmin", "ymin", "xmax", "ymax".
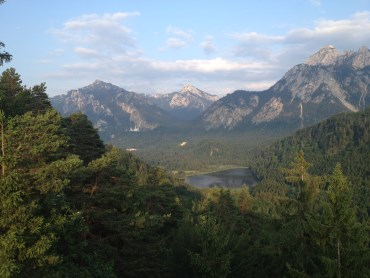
[
  {"xmin": 304, "ymin": 45, "xmax": 341, "ymax": 66},
  {"xmin": 51, "ymin": 80, "xmax": 175, "ymax": 139},
  {"xmin": 201, "ymin": 93, "xmax": 258, "ymax": 130},
  {"xmin": 201, "ymin": 46, "xmax": 370, "ymax": 131},
  {"xmin": 51, "ymin": 46, "xmax": 370, "ymax": 136},
  {"xmin": 150, "ymin": 84, "xmax": 219, "ymax": 120}
]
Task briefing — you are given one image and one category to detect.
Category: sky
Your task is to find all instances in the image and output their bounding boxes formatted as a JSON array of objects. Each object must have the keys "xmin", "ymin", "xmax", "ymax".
[{"xmin": 1, "ymin": 0, "xmax": 370, "ymax": 97}]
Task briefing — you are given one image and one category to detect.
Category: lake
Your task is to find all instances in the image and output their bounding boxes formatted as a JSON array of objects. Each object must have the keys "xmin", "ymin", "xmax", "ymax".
[{"xmin": 185, "ymin": 168, "xmax": 258, "ymax": 189}]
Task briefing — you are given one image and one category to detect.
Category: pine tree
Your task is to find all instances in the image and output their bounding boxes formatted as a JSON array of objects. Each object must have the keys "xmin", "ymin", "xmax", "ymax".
[
  {"xmin": 282, "ymin": 151, "xmax": 312, "ymax": 273},
  {"xmin": 0, "ymin": 42, "xmax": 11, "ymax": 66},
  {"xmin": 0, "ymin": 2, "xmax": 12, "ymax": 67},
  {"xmin": 237, "ymin": 186, "xmax": 252, "ymax": 215},
  {"xmin": 0, "ymin": 110, "xmax": 85, "ymax": 277},
  {"xmin": 16, "ymin": 83, "xmax": 52, "ymax": 115},
  {"xmin": 0, "ymin": 68, "xmax": 53, "ymax": 117},
  {"xmin": 188, "ymin": 215, "xmax": 233, "ymax": 278},
  {"xmin": 317, "ymin": 164, "xmax": 370, "ymax": 277},
  {"xmin": 303, "ymin": 164, "xmax": 370, "ymax": 277},
  {"xmin": 63, "ymin": 113, "xmax": 105, "ymax": 164},
  {"xmin": 282, "ymin": 150, "xmax": 312, "ymax": 194},
  {"xmin": 0, "ymin": 68, "xmax": 23, "ymax": 116}
]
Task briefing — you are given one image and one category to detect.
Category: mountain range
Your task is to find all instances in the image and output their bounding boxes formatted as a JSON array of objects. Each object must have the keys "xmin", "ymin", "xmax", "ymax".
[
  {"xmin": 51, "ymin": 80, "xmax": 176, "ymax": 140},
  {"xmin": 51, "ymin": 81, "xmax": 218, "ymax": 139},
  {"xmin": 51, "ymin": 45, "xmax": 370, "ymax": 139},
  {"xmin": 148, "ymin": 84, "xmax": 219, "ymax": 120},
  {"xmin": 201, "ymin": 45, "xmax": 370, "ymax": 131}
]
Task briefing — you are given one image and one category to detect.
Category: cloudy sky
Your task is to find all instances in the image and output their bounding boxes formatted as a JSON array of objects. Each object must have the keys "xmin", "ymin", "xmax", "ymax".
[{"xmin": 1, "ymin": 0, "xmax": 370, "ymax": 96}]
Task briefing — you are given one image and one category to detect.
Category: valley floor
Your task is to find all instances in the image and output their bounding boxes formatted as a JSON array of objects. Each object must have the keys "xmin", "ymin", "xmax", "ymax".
[{"xmin": 109, "ymin": 129, "xmax": 286, "ymax": 172}]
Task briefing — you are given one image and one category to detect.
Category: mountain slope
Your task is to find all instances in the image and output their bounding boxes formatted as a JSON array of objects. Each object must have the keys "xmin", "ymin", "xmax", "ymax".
[
  {"xmin": 201, "ymin": 46, "xmax": 370, "ymax": 131},
  {"xmin": 249, "ymin": 107, "xmax": 370, "ymax": 215},
  {"xmin": 51, "ymin": 80, "xmax": 178, "ymax": 140},
  {"xmin": 149, "ymin": 84, "xmax": 219, "ymax": 120}
]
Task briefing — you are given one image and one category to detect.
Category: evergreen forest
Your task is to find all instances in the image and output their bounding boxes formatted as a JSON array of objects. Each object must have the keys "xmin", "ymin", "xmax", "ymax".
[
  {"xmin": 0, "ymin": 4, "xmax": 369, "ymax": 275},
  {"xmin": 0, "ymin": 67, "xmax": 369, "ymax": 277}
]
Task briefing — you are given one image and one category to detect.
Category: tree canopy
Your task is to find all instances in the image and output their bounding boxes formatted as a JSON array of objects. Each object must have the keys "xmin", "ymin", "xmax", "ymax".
[
  {"xmin": 0, "ymin": 64, "xmax": 368, "ymax": 277},
  {"xmin": 0, "ymin": 1, "xmax": 12, "ymax": 66}
]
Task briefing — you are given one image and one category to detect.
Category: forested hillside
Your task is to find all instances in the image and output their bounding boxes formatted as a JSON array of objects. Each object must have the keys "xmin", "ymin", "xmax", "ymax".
[
  {"xmin": 249, "ymin": 108, "xmax": 370, "ymax": 218},
  {"xmin": 0, "ymin": 68, "xmax": 369, "ymax": 277},
  {"xmin": 0, "ymin": 68, "xmax": 189, "ymax": 277}
]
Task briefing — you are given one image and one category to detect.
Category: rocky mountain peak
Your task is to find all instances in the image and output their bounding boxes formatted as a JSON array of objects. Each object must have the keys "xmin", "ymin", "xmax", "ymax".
[
  {"xmin": 304, "ymin": 45, "xmax": 370, "ymax": 69},
  {"xmin": 148, "ymin": 84, "xmax": 219, "ymax": 120},
  {"xmin": 201, "ymin": 45, "xmax": 370, "ymax": 131},
  {"xmin": 89, "ymin": 80, "xmax": 110, "ymax": 88},
  {"xmin": 92, "ymin": 79, "xmax": 105, "ymax": 85},
  {"xmin": 304, "ymin": 45, "xmax": 341, "ymax": 66},
  {"xmin": 350, "ymin": 45, "xmax": 370, "ymax": 69},
  {"xmin": 180, "ymin": 84, "xmax": 202, "ymax": 94},
  {"xmin": 179, "ymin": 84, "xmax": 219, "ymax": 102},
  {"xmin": 87, "ymin": 80, "xmax": 120, "ymax": 90},
  {"xmin": 51, "ymin": 81, "xmax": 178, "ymax": 137}
]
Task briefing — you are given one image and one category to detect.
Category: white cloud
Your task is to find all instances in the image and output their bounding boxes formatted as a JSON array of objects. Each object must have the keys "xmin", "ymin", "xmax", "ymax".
[
  {"xmin": 50, "ymin": 12, "xmax": 140, "ymax": 53},
  {"xmin": 166, "ymin": 38, "xmax": 188, "ymax": 49},
  {"xmin": 164, "ymin": 25, "xmax": 193, "ymax": 49},
  {"xmin": 233, "ymin": 11, "xmax": 370, "ymax": 67},
  {"xmin": 74, "ymin": 47, "xmax": 99, "ymax": 59},
  {"xmin": 200, "ymin": 35, "xmax": 216, "ymax": 54},
  {"xmin": 149, "ymin": 57, "xmax": 272, "ymax": 73},
  {"xmin": 166, "ymin": 25, "xmax": 193, "ymax": 40},
  {"xmin": 46, "ymin": 11, "xmax": 370, "ymax": 97},
  {"xmin": 55, "ymin": 56, "xmax": 272, "ymax": 79},
  {"xmin": 232, "ymin": 32, "xmax": 283, "ymax": 44},
  {"xmin": 231, "ymin": 32, "xmax": 284, "ymax": 60}
]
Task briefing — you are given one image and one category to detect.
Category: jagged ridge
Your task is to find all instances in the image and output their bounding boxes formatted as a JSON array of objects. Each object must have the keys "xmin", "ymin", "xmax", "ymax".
[
  {"xmin": 51, "ymin": 80, "xmax": 178, "ymax": 139},
  {"xmin": 150, "ymin": 84, "xmax": 219, "ymax": 120},
  {"xmin": 200, "ymin": 46, "xmax": 370, "ymax": 131}
]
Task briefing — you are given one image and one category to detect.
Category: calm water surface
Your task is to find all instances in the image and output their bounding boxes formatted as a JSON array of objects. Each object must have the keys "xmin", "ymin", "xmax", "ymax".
[{"xmin": 185, "ymin": 168, "xmax": 258, "ymax": 189}]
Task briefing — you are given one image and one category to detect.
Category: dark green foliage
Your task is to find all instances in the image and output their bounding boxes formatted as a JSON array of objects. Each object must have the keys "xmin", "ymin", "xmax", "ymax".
[
  {"xmin": 62, "ymin": 147, "xmax": 186, "ymax": 277},
  {"xmin": 17, "ymin": 83, "xmax": 52, "ymax": 115},
  {"xmin": 0, "ymin": 110, "xmax": 84, "ymax": 277},
  {"xmin": 250, "ymin": 108, "xmax": 370, "ymax": 218},
  {"xmin": 63, "ymin": 113, "xmax": 106, "ymax": 164},
  {"xmin": 0, "ymin": 42, "xmax": 12, "ymax": 66},
  {"xmin": 252, "ymin": 179, "xmax": 289, "ymax": 197},
  {"xmin": 0, "ymin": 67, "xmax": 368, "ymax": 277},
  {"xmin": 307, "ymin": 164, "xmax": 370, "ymax": 277},
  {"xmin": 0, "ymin": 68, "xmax": 52, "ymax": 117},
  {"xmin": 250, "ymin": 149, "xmax": 370, "ymax": 277},
  {"xmin": 187, "ymin": 215, "xmax": 233, "ymax": 278},
  {"xmin": 0, "ymin": 68, "xmax": 23, "ymax": 116},
  {"xmin": 111, "ymin": 129, "xmax": 276, "ymax": 172},
  {"xmin": 0, "ymin": 3, "xmax": 11, "ymax": 66}
]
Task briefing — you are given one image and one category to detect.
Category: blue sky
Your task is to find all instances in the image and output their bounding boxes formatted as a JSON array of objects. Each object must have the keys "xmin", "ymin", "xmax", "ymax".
[{"xmin": 1, "ymin": 0, "xmax": 370, "ymax": 96}]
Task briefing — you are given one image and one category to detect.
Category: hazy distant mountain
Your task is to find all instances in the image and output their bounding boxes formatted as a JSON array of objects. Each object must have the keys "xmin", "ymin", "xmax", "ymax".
[
  {"xmin": 200, "ymin": 45, "xmax": 370, "ymax": 131},
  {"xmin": 149, "ymin": 84, "xmax": 219, "ymax": 120},
  {"xmin": 51, "ymin": 46, "xmax": 370, "ymax": 139},
  {"xmin": 51, "ymin": 80, "xmax": 178, "ymax": 140}
]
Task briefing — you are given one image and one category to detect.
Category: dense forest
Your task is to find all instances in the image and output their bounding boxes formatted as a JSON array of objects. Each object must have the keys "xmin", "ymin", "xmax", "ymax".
[
  {"xmin": 112, "ymin": 130, "xmax": 279, "ymax": 172},
  {"xmin": 249, "ymin": 108, "xmax": 370, "ymax": 220},
  {"xmin": 1, "ymin": 9, "xmax": 369, "ymax": 275},
  {"xmin": 0, "ymin": 66, "xmax": 369, "ymax": 277}
]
